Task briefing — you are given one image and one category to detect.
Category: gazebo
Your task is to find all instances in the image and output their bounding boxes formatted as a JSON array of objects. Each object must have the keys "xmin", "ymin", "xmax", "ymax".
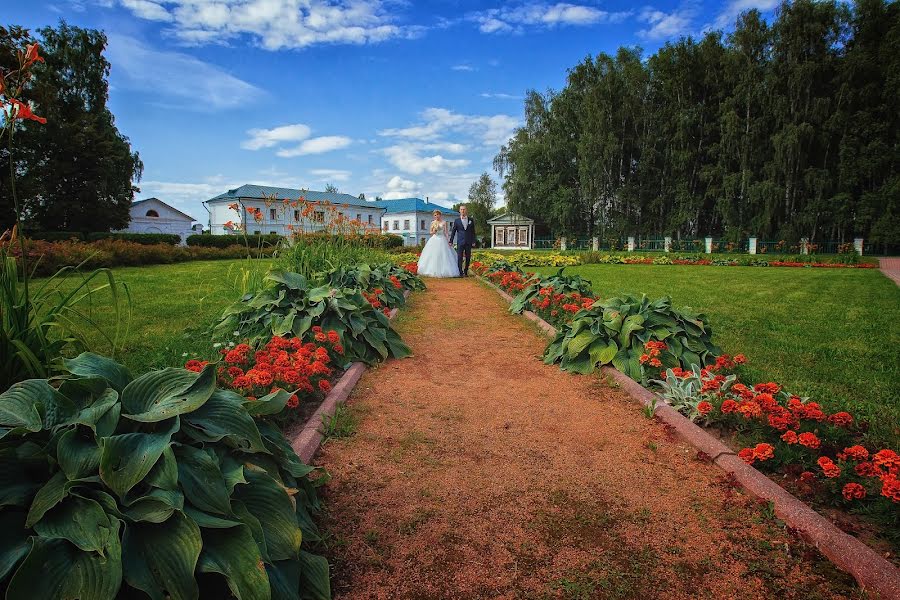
[{"xmin": 488, "ymin": 213, "xmax": 534, "ymax": 249}]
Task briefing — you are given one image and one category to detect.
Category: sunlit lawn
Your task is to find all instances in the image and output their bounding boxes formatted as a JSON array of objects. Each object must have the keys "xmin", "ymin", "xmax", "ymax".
[
  {"xmin": 43, "ymin": 259, "xmax": 272, "ymax": 374},
  {"xmin": 532, "ymin": 264, "xmax": 900, "ymax": 449}
]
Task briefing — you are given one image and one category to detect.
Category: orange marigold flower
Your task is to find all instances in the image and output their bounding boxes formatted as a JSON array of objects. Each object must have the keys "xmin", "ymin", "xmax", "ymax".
[
  {"xmin": 797, "ymin": 432, "xmax": 821, "ymax": 450},
  {"xmin": 881, "ymin": 476, "xmax": 900, "ymax": 503},
  {"xmin": 286, "ymin": 394, "xmax": 299, "ymax": 409},
  {"xmin": 737, "ymin": 401, "xmax": 762, "ymax": 419},
  {"xmin": 314, "ymin": 332, "xmax": 327, "ymax": 342},
  {"xmin": 752, "ymin": 443, "xmax": 774, "ymax": 461},
  {"xmin": 697, "ymin": 401, "xmax": 712, "ymax": 415},
  {"xmin": 738, "ymin": 448, "xmax": 756, "ymax": 464},
  {"xmin": 855, "ymin": 461, "xmax": 878, "ymax": 477},
  {"xmin": 649, "ymin": 358, "xmax": 662, "ymax": 368},
  {"xmin": 873, "ymin": 449, "xmax": 900, "ymax": 474},
  {"xmin": 781, "ymin": 430, "xmax": 798, "ymax": 444},
  {"xmin": 720, "ymin": 399, "xmax": 738, "ymax": 414},
  {"xmin": 754, "ymin": 382, "xmax": 781, "ymax": 395},
  {"xmin": 733, "ymin": 354, "xmax": 747, "ymax": 364},
  {"xmin": 817, "ymin": 456, "xmax": 841, "ymax": 478},
  {"xmin": 318, "ymin": 379, "xmax": 332, "ymax": 393},
  {"xmin": 799, "ymin": 471, "xmax": 816, "ymax": 483},
  {"xmin": 828, "ymin": 412, "xmax": 853, "ymax": 427},
  {"xmin": 843, "ymin": 445, "xmax": 869, "ymax": 462},
  {"xmin": 842, "ymin": 482, "xmax": 866, "ymax": 501}
]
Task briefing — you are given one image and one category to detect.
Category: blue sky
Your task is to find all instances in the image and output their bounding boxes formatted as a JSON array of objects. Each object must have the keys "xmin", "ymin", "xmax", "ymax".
[{"xmin": 6, "ymin": 0, "xmax": 778, "ymax": 219}]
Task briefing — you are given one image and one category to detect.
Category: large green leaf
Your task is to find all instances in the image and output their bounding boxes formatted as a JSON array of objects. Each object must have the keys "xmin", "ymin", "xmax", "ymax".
[
  {"xmin": 26, "ymin": 471, "xmax": 71, "ymax": 527},
  {"xmin": 64, "ymin": 352, "xmax": 134, "ymax": 393},
  {"xmin": 268, "ymin": 559, "xmax": 300, "ymax": 600},
  {"xmin": 174, "ymin": 444, "xmax": 232, "ymax": 516},
  {"xmin": 566, "ymin": 330, "xmax": 597, "ymax": 359},
  {"xmin": 197, "ymin": 524, "xmax": 270, "ymax": 600},
  {"xmin": 0, "ymin": 442, "xmax": 48, "ymax": 508},
  {"xmin": 6, "ymin": 519, "xmax": 122, "ymax": 600},
  {"xmin": 235, "ymin": 468, "xmax": 302, "ymax": 561},
  {"xmin": 588, "ymin": 339, "xmax": 618, "ymax": 367},
  {"xmin": 122, "ymin": 488, "xmax": 184, "ymax": 523},
  {"xmin": 121, "ymin": 365, "xmax": 216, "ymax": 423},
  {"xmin": 33, "ymin": 495, "xmax": 113, "ymax": 554},
  {"xmin": 0, "ymin": 510, "xmax": 29, "ymax": 581},
  {"xmin": 0, "ymin": 379, "xmax": 70, "ymax": 432},
  {"xmin": 244, "ymin": 388, "xmax": 292, "ymax": 417},
  {"xmin": 57, "ymin": 428, "xmax": 101, "ymax": 480},
  {"xmin": 145, "ymin": 446, "xmax": 179, "ymax": 490},
  {"xmin": 183, "ymin": 389, "xmax": 266, "ymax": 452},
  {"xmin": 99, "ymin": 417, "xmax": 179, "ymax": 497},
  {"xmin": 620, "ymin": 314, "xmax": 645, "ymax": 348},
  {"xmin": 122, "ymin": 511, "xmax": 202, "ymax": 600},
  {"xmin": 267, "ymin": 270, "xmax": 308, "ymax": 291},
  {"xmin": 298, "ymin": 550, "xmax": 331, "ymax": 600}
]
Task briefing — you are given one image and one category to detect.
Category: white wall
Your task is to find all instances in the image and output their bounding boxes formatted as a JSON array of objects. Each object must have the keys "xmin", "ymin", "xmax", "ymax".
[
  {"xmin": 118, "ymin": 199, "xmax": 195, "ymax": 245},
  {"xmin": 207, "ymin": 200, "xmax": 384, "ymax": 236},
  {"xmin": 382, "ymin": 211, "xmax": 459, "ymax": 246}
]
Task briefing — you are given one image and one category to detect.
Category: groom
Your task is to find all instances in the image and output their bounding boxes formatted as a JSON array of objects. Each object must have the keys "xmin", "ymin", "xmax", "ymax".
[{"xmin": 449, "ymin": 204, "xmax": 476, "ymax": 277}]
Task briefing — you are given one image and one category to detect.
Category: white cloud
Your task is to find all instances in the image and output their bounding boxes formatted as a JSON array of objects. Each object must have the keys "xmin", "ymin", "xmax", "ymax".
[
  {"xmin": 111, "ymin": 0, "xmax": 421, "ymax": 50},
  {"xmin": 382, "ymin": 145, "xmax": 470, "ymax": 175},
  {"xmin": 382, "ymin": 175, "xmax": 422, "ymax": 199},
  {"xmin": 451, "ymin": 64, "xmax": 476, "ymax": 71},
  {"xmin": 637, "ymin": 5, "xmax": 696, "ymax": 40},
  {"xmin": 105, "ymin": 34, "xmax": 262, "ymax": 110},
  {"xmin": 710, "ymin": 0, "xmax": 779, "ymax": 30},
  {"xmin": 310, "ymin": 168, "xmax": 352, "ymax": 181},
  {"xmin": 480, "ymin": 92, "xmax": 522, "ymax": 100},
  {"xmin": 471, "ymin": 2, "xmax": 631, "ymax": 34},
  {"xmin": 277, "ymin": 135, "xmax": 353, "ymax": 157},
  {"xmin": 379, "ymin": 107, "xmax": 519, "ymax": 147},
  {"xmin": 242, "ymin": 124, "xmax": 311, "ymax": 150}
]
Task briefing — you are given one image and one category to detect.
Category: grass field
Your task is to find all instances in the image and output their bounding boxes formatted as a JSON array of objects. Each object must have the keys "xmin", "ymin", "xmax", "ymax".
[
  {"xmin": 532, "ymin": 264, "xmax": 900, "ymax": 449},
  {"xmin": 44, "ymin": 258, "xmax": 271, "ymax": 374}
]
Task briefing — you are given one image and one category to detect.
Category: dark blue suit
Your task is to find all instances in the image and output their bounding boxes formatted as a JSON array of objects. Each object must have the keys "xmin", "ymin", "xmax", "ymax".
[{"xmin": 449, "ymin": 217, "xmax": 476, "ymax": 276}]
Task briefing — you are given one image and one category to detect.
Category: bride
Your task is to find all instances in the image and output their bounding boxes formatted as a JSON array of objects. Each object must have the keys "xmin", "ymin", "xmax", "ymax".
[{"xmin": 417, "ymin": 210, "xmax": 461, "ymax": 278}]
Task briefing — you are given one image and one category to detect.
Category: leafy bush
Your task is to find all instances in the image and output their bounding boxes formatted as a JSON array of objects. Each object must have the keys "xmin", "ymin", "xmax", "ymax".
[
  {"xmin": 509, "ymin": 268, "xmax": 594, "ymax": 315},
  {"xmin": 277, "ymin": 235, "xmax": 390, "ymax": 284},
  {"xmin": 327, "ymin": 263, "xmax": 425, "ymax": 311},
  {"xmin": 543, "ymin": 293, "xmax": 721, "ymax": 380},
  {"xmin": 85, "ymin": 232, "xmax": 182, "ymax": 246},
  {"xmin": 24, "ymin": 231, "xmax": 86, "ymax": 242},
  {"xmin": 186, "ymin": 234, "xmax": 282, "ymax": 249},
  {"xmin": 215, "ymin": 270, "xmax": 411, "ymax": 365},
  {"xmin": 0, "ymin": 352, "xmax": 330, "ymax": 600}
]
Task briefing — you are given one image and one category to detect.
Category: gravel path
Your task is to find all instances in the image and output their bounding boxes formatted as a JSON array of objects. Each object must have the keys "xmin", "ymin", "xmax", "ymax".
[
  {"xmin": 316, "ymin": 277, "xmax": 860, "ymax": 599},
  {"xmin": 879, "ymin": 257, "xmax": 900, "ymax": 286}
]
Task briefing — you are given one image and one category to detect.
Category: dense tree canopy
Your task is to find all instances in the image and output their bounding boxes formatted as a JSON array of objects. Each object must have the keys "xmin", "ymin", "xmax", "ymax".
[
  {"xmin": 494, "ymin": 0, "xmax": 899, "ymax": 250},
  {"xmin": 0, "ymin": 22, "xmax": 142, "ymax": 233}
]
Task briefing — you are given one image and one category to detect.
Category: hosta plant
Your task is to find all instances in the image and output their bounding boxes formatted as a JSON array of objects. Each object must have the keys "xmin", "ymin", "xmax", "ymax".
[
  {"xmin": 326, "ymin": 262, "xmax": 424, "ymax": 311},
  {"xmin": 543, "ymin": 293, "xmax": 721, "ymax": 380},
  {"xmin": 0, "ymin": 352, "xmax": 329, "ymax": 600},
  {"xmin": 508, "ymin": 268, "xmax": 594, "ymax": 315},
  {"xmin": 215, "ymin": 269, "xmax": 410, "ymax": 365}
]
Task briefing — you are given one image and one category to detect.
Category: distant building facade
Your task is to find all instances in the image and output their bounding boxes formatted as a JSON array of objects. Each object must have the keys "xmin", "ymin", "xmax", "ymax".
[
  {"xmin": 489, "ymin": 213, "xmax": 535, "ymax": 249},
  {"xmin": 117, "ymin": 198, "xmax": 196, "ymax": 245},
  {"xmin": 369, "ymin": 198, "xmax": 460, "ymax": 246}
]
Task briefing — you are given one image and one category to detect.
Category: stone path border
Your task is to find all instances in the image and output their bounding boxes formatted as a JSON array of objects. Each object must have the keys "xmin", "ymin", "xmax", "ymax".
[
  {"xmin": 289, "ymin": 291, "xmax": 409, "ymax": 463},
  {"xmin": 480, "ymin": 276, "xmax": 900, "ymax": 599},
  {"xmin": 878, "ymin": 257, "xmax": 900, "ymax": 286}
]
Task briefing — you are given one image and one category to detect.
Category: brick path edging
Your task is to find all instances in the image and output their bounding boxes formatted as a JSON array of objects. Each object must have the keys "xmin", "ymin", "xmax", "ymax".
[
  {"xmin": 289, "ymin": 291, "xmax": 410, "ymax": 464},
  {"xmin": 479, "ymin": 276, "xmax": 900, "ymax": 598}
]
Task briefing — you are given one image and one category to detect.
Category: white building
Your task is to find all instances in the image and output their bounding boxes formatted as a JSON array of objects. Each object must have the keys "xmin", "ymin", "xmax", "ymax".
[
  {"xmin": 204, "ymin": 185, "xmax": 386, "ymax": 236},
  {"xmin": 369, "ymin": 198, "xmax": 460, "ymax": 246},
  {"xmin": 117, "ymin": 198, "xmax": 196, "ymax": 244},
  {"xmin": 489, "ymin": 213, "xmax": 535, "ymax": 249}
]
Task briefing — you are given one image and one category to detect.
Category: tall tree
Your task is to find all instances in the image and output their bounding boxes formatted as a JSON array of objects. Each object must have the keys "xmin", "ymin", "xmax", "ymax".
[
  {"xmin": 461, "ymin": 171, "xmax": 498, "ymax": 226},
  {"xmin": 324, "ymin": 183, "xmax": 338, "ymax": 193}
]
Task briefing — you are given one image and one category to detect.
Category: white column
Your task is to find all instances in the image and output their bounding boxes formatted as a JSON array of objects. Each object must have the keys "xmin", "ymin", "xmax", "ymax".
[
  {"xmin": 748, "ymin": 237, "xmax": 757, "ymax": 255},
  {"xmin": 800, "ymin": 237, "xmax": 809, "ymax": 255},
  {"xmin": 560, "ymin": 236, "xmax": 567, "ymax": 251},
  {"xmin": 491, "ymin": 225, "xmax": 495, "ymax": 248},
  {"xmin": 592, "ymin": 237, "xmax": 599, "ymax": 251},
  {"xmin": 664, "ymin": 236, "xmax": 672, "ymax": 253},
  {"xmin": 705, "ymin": 237, "xmax": 713, "ymax": 254},
  {"xmin": 530, "ymin": 224, "xmax": 534, "ymax": 249},
  {"xmin": 853, "ymin": 238, "xmax": 863, "ymax": 255},
  {"xmin": 627, "ymin": 236, "xmax": 635, "ymax": 252}
]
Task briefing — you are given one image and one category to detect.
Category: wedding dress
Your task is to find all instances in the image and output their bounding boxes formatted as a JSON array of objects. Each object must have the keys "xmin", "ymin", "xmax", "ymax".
[{"xmin": 417, "ymin": 220, "xmax": 461, "ymax": 278}]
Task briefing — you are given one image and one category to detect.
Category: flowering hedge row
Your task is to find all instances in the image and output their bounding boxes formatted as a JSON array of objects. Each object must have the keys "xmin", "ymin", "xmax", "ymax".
[{"xmin": 2, "ymin": 238, "xmax": 267, "ymax": 277}]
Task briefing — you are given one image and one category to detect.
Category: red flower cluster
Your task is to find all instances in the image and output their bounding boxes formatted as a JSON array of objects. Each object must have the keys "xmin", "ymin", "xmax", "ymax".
[
  {"xmin": 486, "ymin": 270, "xmax": 530, "ymax": 293},
  {"xmin": 527, "ymin": 285, "xmax": 597, "ymax": 325},
  {"xmin": 639, "ymin": 341, "xmax": 667, "ymax": 368},
  {"xmin": 739, "ymin": 443, "xmax": 775, "ymax": 464},
  {"xmin": 400, "ymin": 262, "xmax": 418, "ymax": 275}
]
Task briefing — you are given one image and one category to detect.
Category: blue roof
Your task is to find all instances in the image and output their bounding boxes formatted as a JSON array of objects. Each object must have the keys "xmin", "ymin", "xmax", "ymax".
[
  {"xmin": 369, "ymin": 198, "xmax": 459, "ymax": 216},
  {"xmin": 207, "ymin": 184, "xmax": 379, "ymax": 209}
]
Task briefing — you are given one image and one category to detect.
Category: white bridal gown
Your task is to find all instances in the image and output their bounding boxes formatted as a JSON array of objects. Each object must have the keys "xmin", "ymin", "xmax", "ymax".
[{"xmin": 417, "ymin": 220, "xmax": 461, "ymax": 278}]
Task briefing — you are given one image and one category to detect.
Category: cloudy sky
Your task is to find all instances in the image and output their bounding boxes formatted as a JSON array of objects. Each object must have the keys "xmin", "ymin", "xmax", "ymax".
[{"xmin": 7, "ymin": 0, "xmax": 780, "ymax": 218}]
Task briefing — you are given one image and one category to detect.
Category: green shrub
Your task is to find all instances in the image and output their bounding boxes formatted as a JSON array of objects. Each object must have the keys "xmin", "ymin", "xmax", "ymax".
[
  {"xmin": 215, "ymin": 270, "xmax": 411, "ymax": 364},
  {"xmin": 186, "ymin": 234, "xmax": 282, "ymax": 248},
  {"xmin": 277, "ymin": 236, "xmax": 388, "ymax": 284},
  {"xmin": 326, "ymin": 263, "xmax": 425, "ymax": 310},
  {"xmin": 543, "ymin": 293, "xmax": 721, "ymax": 380},
  {"xmin": 0, "ymin": 352, "xmax": 330, "ymax": 600},
  {"xmin": 85, "ymin": 232, "xmax": 182, "ymax": 246},
  {"xmin": 25, "ymin": 231, "xmax": 86, "ymax": 242},
  {"xmin": 509, "ymin": 268, "xmax": 593, "ymax": 315}
]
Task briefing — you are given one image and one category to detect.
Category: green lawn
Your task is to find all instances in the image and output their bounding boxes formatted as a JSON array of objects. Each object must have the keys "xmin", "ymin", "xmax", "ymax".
[
  {"xmin": 532, "ymin": 264, "xmax": 900, "ymax": 449},
  {"xmin": 44, "ymin": 259, "xmax": 271, "ymax": 374}
]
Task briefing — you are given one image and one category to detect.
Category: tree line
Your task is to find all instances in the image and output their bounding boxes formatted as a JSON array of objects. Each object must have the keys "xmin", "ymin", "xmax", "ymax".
[{"xmin": 494, "ymin": 0, "xmax": 899, "ymax": 250}]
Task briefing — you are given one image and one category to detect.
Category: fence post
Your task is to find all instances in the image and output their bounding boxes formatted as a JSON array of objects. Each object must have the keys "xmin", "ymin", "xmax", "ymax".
[
  {"xmin": 627, "ymin": 236, "xmax": 635, "ymax": 252},
  {"xmin": 592, "ymin": 237, "xmax": 599, "ymax": 251},
  {"xmin": 800, "ymin": 237, "xmax": 809, "ymax": 255},
  {"xmin": 748, "ymin": 237, "xmax": 757, "ymax": 255},
  {"xmin": 853, "ymin": 238, "xmax": 864, "ymax": 256},
  {"xmin": 560, "ymin": 236, "xmax": 567, "ymax": 251},
  {"xmin": 705, "ymin": 237, "xmax": 713, "ymax": 254},
  {"xmin": 664, "ymin": 236, "xmax": 671, "ymax": 252}
]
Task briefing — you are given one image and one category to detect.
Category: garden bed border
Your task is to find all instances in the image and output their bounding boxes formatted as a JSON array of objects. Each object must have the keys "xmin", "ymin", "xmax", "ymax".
[
  {"xmin": 289, "ymin": 290, "xmax": 410, "ymax": 463},
  {"xmin": 479, "ymin": 276, "xmax": 900, "ymax": 598}
]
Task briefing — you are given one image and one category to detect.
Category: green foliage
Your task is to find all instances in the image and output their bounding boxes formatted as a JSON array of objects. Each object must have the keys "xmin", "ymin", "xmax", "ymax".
[
  {"xmin": 215, "ymin": 269, "xmax": 411, "ymax": 365},
  {"xmin": 186, "ymin": 234, "xmax": 282, "ymax": 249},
  {"xmin": 509, "ymin": 268, "xmax": 593, "ymax": 314},
  {"xmin": 277, "ymin": 235, "xmax": 389, "ymax": 284},
  {"xmin": 543, "ymin": 294, "xmax": 721, "ymax": 380},
  {"xmin": 0, "ymin": 253, "xmax": 129, "ymax": 391},
  {"xmin": 651, "ymin": 366, "xmax": 737, "ymax": 421},
  {"xmin": 83, "ymin": 232, "xmax": 181, "ymax": 246},
  {"xmin": 0, "ymin": 352, "xmax": 330, "ymax": 600},
  {"xmin": 327, "ymin": 263, "xmax": 425, "ymax": 309}
]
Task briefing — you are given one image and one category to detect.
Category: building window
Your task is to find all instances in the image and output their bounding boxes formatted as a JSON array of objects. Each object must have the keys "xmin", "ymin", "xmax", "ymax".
[
  {"xmin": 495, "ymin": 228, "xmax": 505, "ymax": 245},
  {"xmin": 146, "ymin": 209, "xmax": 159, "ymax": 218},
  {"xmin": 270, "ymin": 231, "xmax": 276, "ymax": 235},
  {"xmin": 368, "ymin": 215, "xmax": 373, "ymax": 224},
  {"xmin": 403, "ymin": 220, "xmax": 410, "ymax": 230},
  {"xmin": 269, "ymin": 208, "xmax": 276, "ymax": 220},
  {"xmin": 253, "ymin": 230, "xmax": 261, "ymax": 235},
  {"xmin": 420, "ymin": 219, "xmax": 425, "ymax": 230},
  {"xmin": 314, "ymin": 211, "xmax": 325, "ymax": 223},
  {"xmin": 356, "ymin": 213, "xmax": 361, "ymax": 222},
  {"xmin": 294, "ymin": 210, "xmax": 300, "ymax": 221},
  {"xmin": 393, "ymin": 220, "xmax": 399, "ymax": 231},
  {"xmin": 383, "ymin": 222, "xmax": 388, "ymax": 231},
  {"xmin": 518, "ymin": 227, "xmax": 528, "ymax": 245}
]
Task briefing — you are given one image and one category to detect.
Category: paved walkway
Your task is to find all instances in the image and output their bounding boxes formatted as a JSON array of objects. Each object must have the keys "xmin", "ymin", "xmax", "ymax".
[
  {"xmin": 317, "ymin": 278, "xmax": 857, "ymax": 599},
  {"xmin": 879, "ymin": 257, "xmax": 900, "ymax": 286}
]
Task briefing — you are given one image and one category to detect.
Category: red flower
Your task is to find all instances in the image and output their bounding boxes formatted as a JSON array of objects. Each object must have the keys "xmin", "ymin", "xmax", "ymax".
[
  {"xmin": 799, "ymin": 471, "xmax": 816, "ymax": 483},
  {"xmin": 797, "ymin": 432, "xmax": 821, "ymax": 450},
  {"xmin": 720, "ymin": 399, "xmax": 738, "ymax": 414},
  {"xmin": 828, "ymin": 412, "xmax": 853, "ymax": 427},
  {"xmin": 185, "ymin": 359, "xmax": 208, "ymax": 372},
  {"xmin": 314, "ymin": 331, "xmax": 327, "ymax": 342},
  {"xmin": 754, "ymin": 382, "xmax": 781, "ymax": 395},
  {"xmin": 752, "ymin": 443, "xmax": 774, "ymax": 461},
  {"xmin": 23, "ymin": 43, "xmax": 45, "ymax": 68},
  {"xmin": 737, "ymin": 401, "xmax": 762, "ymax": 419},
  {"xmin": 843, "ymin": 445, "xmax": 869, "ymax": 462},
  {"xmin": 817, "ymin": 456, "xmax": 841, "ymax": 478},
  {"xmin": 318, "ymin": 379, "xmax": 332, "ymax": 393},
  {"xmin": 738, "ymin": 448, "xmax": 756, "ymax": 464},
  {"xmin": 733, "ymin": 354, "xmax": 747, "ymax": 364},
  {"xmin": 286, "ymin": 394, "xmax": 299, "ymax": 409},
  {"xmin": 873, "ymin": 449, "xmax": 900, "ymax": 475},
  {"xmin": 781, "ymin": 430, "xmax": 798, "ymax": 445},
  {"xmin": 649, "ymin": 358, "xmax": 662, "ymax": 368},
  {"xmin": 697, "ymin": 401, "xmax": 712, "ymax": 415},
  {"xmin": 841, "ymin": 482, "xmax": 866, "ymax": 501},
  {"xmin": 881, "ymin": 476, "xmax": 900, "ymax": 503},
  {"xmin": 855, "ymin": 462, "xmax": 878, "ymax": 477},
  {"xmin": 9, "ymin": 99, "xmax": 47, "ymax": 124}
]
